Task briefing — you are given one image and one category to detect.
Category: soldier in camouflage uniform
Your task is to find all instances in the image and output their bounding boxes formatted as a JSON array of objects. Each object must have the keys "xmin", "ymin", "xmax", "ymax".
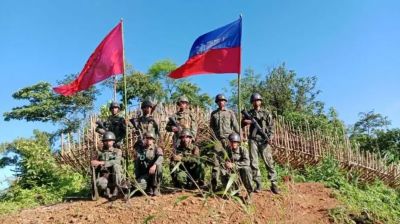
[
  {"xmin": 211, "ymin": 133, "xmax": 253, "ymax": 196},
  {"xmin": 91, "ymin": 131, "xmax": 125, "ymax": 199},
  {"xmin": 95, "ymin": 102, "xmax": 127, "ymax": 148},
  {"xmin": 130, "ymin": 100, "xmax": 160, "ymax": 145},
  {"xmin": 166, "ymin": 96, "xmax": 198, "ymax": 148},
  {"xmin": 210, "ymin": 94, "xmax": 240, "ymax": 149},
  {"xmin": 134, "ymin": 132, "xmax": 164, "ymax": 196},
  {"xmin": 170, "ymin": 129, "xmax": 205, "ymax": 189},
  {"xmin": 242, "ymin": 93, "xmax": 279, "ymax": 194}
]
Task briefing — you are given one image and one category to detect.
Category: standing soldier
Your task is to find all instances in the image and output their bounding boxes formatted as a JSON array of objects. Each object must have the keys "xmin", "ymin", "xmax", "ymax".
[
  {"xmin": 130, "ymin": 99, "xmax": 160, "ymax": 145},
  {"xmin": 134, "ymin": 132, "xmax": 164, "ymax": 196},
  {"xmin": 91, "ymin": 131, "xmax": 124, "ymax": 199},
  {"xmin": 210, "ymin": 94, "xmax": 240, "ymax": 149},
  {"xmin": 211, "ymin": 133, "xmax": 253, "ymax": 197},
  {"xmin": 242, "ymin": 93, "xmax": 279, "ymax": 194},
  {"xmin": 170, "ymin": 129, "xmax": 205, "ymax": 189},
  {"xmin": 96, "ymin": 102, "xmax": 127, "ymax": 148},
  {"xmin": 166, "ymin": 95, "xmax": 198, "ymax": 148}
]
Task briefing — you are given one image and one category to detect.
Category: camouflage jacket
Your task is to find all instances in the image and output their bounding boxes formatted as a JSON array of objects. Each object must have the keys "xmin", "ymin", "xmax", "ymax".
[
  {"xmin": 96, "ymin": 114, "xmax": 126, "ymax": 143},
  {"xmin": 96, "ymin": 147, "xmax": 123, "ymax": 168},
  {"xmin": 166, "ymin": 109, "xmax": 198, "ymax": 139},
  {"xmin": 172, "ymin": 143, "xmax": 200, "ymax": 164},
  {"xmin": 244, "ymin": 108, "xmax": 274, "ymax": 141},
  {"xmin": 213, "ymin": 146, "xmax": 250, "ymax": 170},
  {"xmin": 210, "ymin": 108, "xmax": 240, "ymax": 140},
  {"xmin": 133, "ymin": 115, "xmax": 160, "ymax": 139},
  {"xmin": 134, "ymin": 144, "xmax": 164, "ymax": 177}
]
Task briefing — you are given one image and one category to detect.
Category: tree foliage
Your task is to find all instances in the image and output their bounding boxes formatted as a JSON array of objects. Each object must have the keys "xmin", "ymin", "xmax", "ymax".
[
  {"xmin": 3, "ymin": 75, "xmax": 97, "ymax": 137},
  {"xmin": 117, "ymin": 59, "xmax": 212, "ymax": 108}
]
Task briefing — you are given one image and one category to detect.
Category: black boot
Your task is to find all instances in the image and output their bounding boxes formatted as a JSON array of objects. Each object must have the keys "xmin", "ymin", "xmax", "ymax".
[
  {"xmin": 270, "ymin": 182, "xmax": 279, "ymax": 194},
  {"xmin": 254, "ymin": 179, "xmax": 262, "ymax": 193},
  {"xmin": 153, "ymin": 186, "xmax": 161, "ymax": 196}
]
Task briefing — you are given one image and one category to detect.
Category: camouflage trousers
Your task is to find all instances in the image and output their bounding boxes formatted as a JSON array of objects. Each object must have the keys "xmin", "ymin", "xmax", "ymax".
[
  {"xmin": 211, "ymin": 166, "xmax": 254, "ymax": 194},
  {"xmin": 249, "ymin": 140, "xmax": 277, "ymax": 184},
  {"xmin": 136, "ymin": 164, "xmax": 163, "ymax": 192},
  {"xmin": 170, "ymin": 160, "xmax": 205, "ymax": 188},
  {"xmin": 96, "ymin": 164, "xmax": 124, "ymax": 191}
]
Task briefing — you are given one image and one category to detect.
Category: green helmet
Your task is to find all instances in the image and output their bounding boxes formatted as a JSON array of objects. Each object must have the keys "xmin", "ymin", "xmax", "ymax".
[
  {"xmin": 102, "ymin": 131, "xmax": 116, "ymax": 141},
  {"xmin": 179, "ymin": 129, "xmax": 193, "ymax": 138},
  {"xmin": 228, "ymin": 133, "xmax": 241, "ymax": 142},
  {"xmin": 215, "ymin": 94, "xmax": 227, "ymax": 103},
  {"xmin": 144, "ymin": 132, "xmax": 156, "ymax": 140},
  {"xmin": 141, "ymin": 100, "xmax": 153, "ymax": 109},
  {"xmin": 177, "ymin": 96, "xmax": 189, "ymax": 105},
  {"xmin": 109, "ymin": 102, "xmax": 120, "ymax": 110},
  {"xmin": 250, "ymin": 93, "xmax": 263, "ymax": 103}
]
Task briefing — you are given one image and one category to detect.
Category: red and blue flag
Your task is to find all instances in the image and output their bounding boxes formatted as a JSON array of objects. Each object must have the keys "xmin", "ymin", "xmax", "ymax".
[{"xmin": 169, "ymin": 17, "xmax": 242, "ymax": 79}]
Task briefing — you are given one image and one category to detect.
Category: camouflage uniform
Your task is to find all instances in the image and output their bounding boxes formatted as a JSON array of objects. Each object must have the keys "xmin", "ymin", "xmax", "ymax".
[
  {"xmin": 96, "ymin": 114, "xmax": 126, "ymax": 146},
  {"xmin": 132, "ymin": 115, "xmax": 160, "ymax": 142},
  {"xmin": 210, "ymin": 108, "xmax": 240, "ymax": 149},
  {"xmin": 245, "ymin": 108, "xmax": 277, "ymax": 189},
  {"xmin": 134, "ymin": 143, "xmax": 164, "ymax": 194},
  {"xmin": 166, "ymin": 109, "xmax": 198, "ymax": 147},
  {"xmin": 211, "ymin": 142, "xmax": 253, "ymax": 194},
  {"xmin": 94, "ymin": 146, "xmax": 124, "ymax": 195},
  {"xmin": 170, "ymin": 141, "xmax": 205, "ymax": 188}
]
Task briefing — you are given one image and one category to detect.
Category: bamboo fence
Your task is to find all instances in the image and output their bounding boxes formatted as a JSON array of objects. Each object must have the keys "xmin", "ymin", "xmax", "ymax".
[{"xmin": 55, "ymin": 104, "xmax": 400, "ymax": 187}]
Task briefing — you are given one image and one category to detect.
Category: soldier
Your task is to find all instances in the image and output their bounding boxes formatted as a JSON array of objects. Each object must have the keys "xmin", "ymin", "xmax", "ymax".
[
  {"xmin": 130, "ymin": 100, "xmax": 160, "ymax": 145},
  {"xmin": 134, "ymin": 132, "xmax": 164, "ymax": 196},
  {"xmin": 170, "ymin": 129, "xmax": 205, "ymax": 189},
  {"xmin": 211, "ymin": 133, "xmax": 253, "ymax": 196},
  {"xmin": 91, "ymin": 131, "xmax": 124, "ymax": 199},
  {"xmin": 166, "ymin": 95, "xmax": 198, "ymax": 148},
  {"xmin": 95, "ymin": 102, "xmax": 126, "ymax": 147},
  {"xmin": 210, "ymin": 94, "xmax": 240, "ymax": 149},
  {"xmin": 242, "ymin": 93, "xmax": 279, "ymax": 194}
]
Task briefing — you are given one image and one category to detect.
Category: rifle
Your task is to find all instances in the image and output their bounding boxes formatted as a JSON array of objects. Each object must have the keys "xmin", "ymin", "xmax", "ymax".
[
  {"xmin": 129, "ymin": 118, "xmax": 144, "ymax": 146},
  {"xmin": 241, "ymin": 109, "xmax": 269, "ymax": 143},
  {"xmin": 168, "ymin": 116, "xmax": 182, "ymax": 132},
  {"xmin": 96, "ymin": 121, "xmax": 108, "ymax": 131}
]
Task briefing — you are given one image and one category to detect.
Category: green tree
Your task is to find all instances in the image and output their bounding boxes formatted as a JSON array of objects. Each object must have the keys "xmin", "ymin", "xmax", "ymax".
[{"xmin": 3, "ymin": 75, "xmax": 97, "ymax": 137}]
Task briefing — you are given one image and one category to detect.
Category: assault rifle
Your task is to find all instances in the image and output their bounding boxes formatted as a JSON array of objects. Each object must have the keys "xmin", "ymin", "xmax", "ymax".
[{"xmin": 241, "ymin": 109, "xmax": 269, "ymax": 143}]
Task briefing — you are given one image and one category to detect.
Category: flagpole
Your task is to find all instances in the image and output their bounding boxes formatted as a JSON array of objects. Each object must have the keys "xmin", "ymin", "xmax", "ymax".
[
  {"xmin": 113, "ymin": 76, "xmax": 117, "ymax": 101},
  {"xmin": 238, "ymin": 14, "xmax": 242, "ymax": 139},
  {"xmin": 121, "ymin": 18, "xmax": 129, "ymax": 170}
]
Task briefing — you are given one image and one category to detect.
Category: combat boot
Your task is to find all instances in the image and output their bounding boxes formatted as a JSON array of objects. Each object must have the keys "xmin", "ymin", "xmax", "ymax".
[
  {"xmin": 105, "ymin": 188, "xmax": 112, "ymax": 199},
  {"xmin": 254, "ymin": 179, "xmax": 262, "ymax": 193},
  {"xmin": 153, "ymin": 187, "xmax": 161, "ymax": 196},
  {"xmin": 270, "ymin": 182, "xmax": 279, "ymax": 194}
]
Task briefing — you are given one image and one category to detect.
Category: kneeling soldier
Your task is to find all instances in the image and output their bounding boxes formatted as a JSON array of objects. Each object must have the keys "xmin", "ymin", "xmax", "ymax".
[
  {"xmin": 91, "ymin": 131, "xmax": 124, "ymax": 199},
  {"xmin": 134, "ymin": 132, "xmax": 164, "ymax": 196},
  {"xmin": 211, "ymin": 133, "xmax": 253, "ymax": 196},
  {"xmin": 170, "ymin": 129, "xmax": 205, "ymax": 189}
]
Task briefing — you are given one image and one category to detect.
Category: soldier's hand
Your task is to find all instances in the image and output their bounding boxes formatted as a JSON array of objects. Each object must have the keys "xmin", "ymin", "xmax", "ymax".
[
  {"xmin": 91, "ymin": 160, "xmax": 102, "ymax": 167},
  {"xmin": 225, "ymin": 162, "xmax": 234, "ymax": 169},
  {"xmin": 149, "ymin": 165, "xmax": 157, "ymax": 175},
  {"xmin": 173, "ymin": 155, "xmax": 182, "ymax": 161},
  {"xmin": 243, "ymin": 119, "xmax": 252, "ymax": 125}
]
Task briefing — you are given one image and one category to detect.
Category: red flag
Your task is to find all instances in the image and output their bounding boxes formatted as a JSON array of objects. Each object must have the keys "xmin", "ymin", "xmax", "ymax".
[{"xmin": 53, "ymin": 22, "xmax": 124, "ymax": 96}]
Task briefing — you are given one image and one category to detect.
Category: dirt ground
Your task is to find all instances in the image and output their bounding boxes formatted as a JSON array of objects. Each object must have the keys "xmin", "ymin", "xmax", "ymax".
[{"xmin": 0, "ymin": 182, "xmax": 338, "ymax": 224}]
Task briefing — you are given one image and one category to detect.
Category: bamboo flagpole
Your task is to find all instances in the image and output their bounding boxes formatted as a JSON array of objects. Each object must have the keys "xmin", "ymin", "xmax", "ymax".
[
  {"xmin": 121, "ymin": 18, "xmax": 129, "ymax": 170},
  {"xmin": 238, "ymin": 14, "xmax": 243, "ymax": 138}
]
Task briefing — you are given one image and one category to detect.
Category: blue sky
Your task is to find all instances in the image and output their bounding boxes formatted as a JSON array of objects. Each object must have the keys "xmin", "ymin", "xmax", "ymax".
[{"xmin": 1, "ymin": 1, "xmax": 399, "ymax": 186}]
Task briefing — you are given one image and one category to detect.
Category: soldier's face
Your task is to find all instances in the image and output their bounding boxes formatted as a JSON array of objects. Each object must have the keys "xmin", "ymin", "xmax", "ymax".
[
  {"xmin": 217, "ymin": 100, "xmax": 226, "ymax": 108},
  {"xmin": 144, "ymin": 137, "xmax": 154, "ymax": 147},
  {"xmin": 178, "ymin": 101, "xmax": 188, "ymax": 110},
  {"xmin": 181, "ymin": 136, "xmax": 191, "ymax": 145},
  {"xmin": 142, "ymin": 106, "xmax": 152, "ymax": 115},
  {"xmin": 103, "ymin": 140, "xmax": 114, "ymax": 148},
  {"xmin": 230, "ymin": 141, "xmax": 239, "ymax": 150},
  {"xmin": 111, "ymin": 107, "xmax": 119, "ymax": 115},
  {"xmin": 252, "ymin": 100, "xmax": 262, "ymax": 107}
]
